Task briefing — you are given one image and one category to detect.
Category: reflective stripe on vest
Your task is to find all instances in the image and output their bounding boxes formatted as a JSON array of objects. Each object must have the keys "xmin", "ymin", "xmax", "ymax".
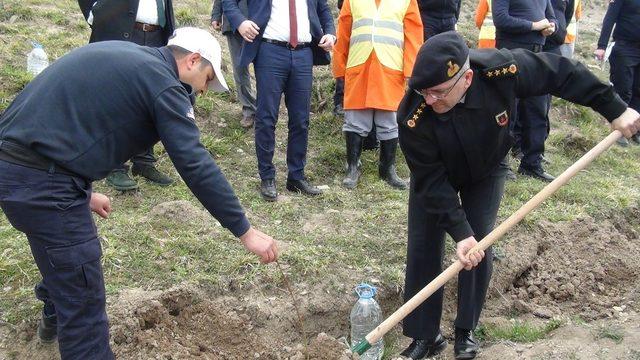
[
  {"xmin": 566, "ymin": 0, "xmax": 580, "ymax": 43},
  {"xmin": 478, "ymin": 0, "xmax": 495, "ymax": 42},
  {"xmin": 346, "ymin": 0, "xmax": 410, "ymax": 71}
]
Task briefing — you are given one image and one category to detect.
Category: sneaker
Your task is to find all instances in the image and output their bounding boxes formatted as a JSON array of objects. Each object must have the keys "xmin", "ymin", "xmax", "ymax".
[
  {"xmin": 132, "ymin": 164, "xmax": 174, "ymax": 186},
  {"xmin": 106, "ymin": 169, "xmax": 138, "ymax": 191}
]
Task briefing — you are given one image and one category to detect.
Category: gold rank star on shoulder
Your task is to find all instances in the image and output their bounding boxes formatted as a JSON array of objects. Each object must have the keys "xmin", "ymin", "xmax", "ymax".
[
  {"xmin": 484, "ymin": 63, "xmax": 518, "ymax": 79},
  {"xmin": 407, "ymin": 102, "xmax": 427, "ymax": 128}
]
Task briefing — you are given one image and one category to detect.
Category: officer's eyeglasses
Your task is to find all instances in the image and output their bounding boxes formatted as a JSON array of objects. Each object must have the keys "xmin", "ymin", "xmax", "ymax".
[{"xmin": 414, "ymin": 68, "xmax": 466, "ymax": 100}]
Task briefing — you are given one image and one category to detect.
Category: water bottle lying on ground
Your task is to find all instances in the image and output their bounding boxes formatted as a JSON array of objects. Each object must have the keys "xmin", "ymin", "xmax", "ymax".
[{"xmin": 27, "ymin": 42, "xmax": 49, "ymax": 76}]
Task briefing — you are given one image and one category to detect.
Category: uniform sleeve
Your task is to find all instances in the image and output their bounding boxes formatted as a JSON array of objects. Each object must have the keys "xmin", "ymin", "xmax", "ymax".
[
  {"xmin": 512, "ymin": 49, "xmax": 627, "ymax": 122},
  {"xmin": 492, "ymin": 0, "xmax": 533, "ymax": 34},
  {"xmin": 475, "ymin": 0, "xmax": 488, "ymax": 29},
  {"xmin": 399, "ymin": 124, "xmax": 474, "ymax": 242},
  {"xmin": 332, "ymin": 0, "xmax": 352, "ymax": 78},
  {"xmin": 152, "ymin": 87, "xmax": 251, "ymax": 237},
  {"xmin": 597, "ymin": 0, "xmax": 623, "ymax": 49},
  {"xmin": 403, "ymin": 0, "xmax": 424, "ymax": 78}
]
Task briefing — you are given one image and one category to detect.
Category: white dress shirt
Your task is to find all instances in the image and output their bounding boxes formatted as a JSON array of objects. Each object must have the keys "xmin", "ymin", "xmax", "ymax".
[
  {"xmin": 263, "ymin": 0, "xmax": 312, "ymax": 43},
  {"xmin": 136, "ymin": 0, "xmax": 163, "ymax": 25}
]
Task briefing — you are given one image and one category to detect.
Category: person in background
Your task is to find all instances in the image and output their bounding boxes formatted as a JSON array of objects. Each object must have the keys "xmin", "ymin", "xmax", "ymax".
[
  {"xmin": 211, "ymin": 0, "xmax": 258, "ymax": 129},
  {"xmin": 78, "ymin": 0, "xmax": 176, "ymax": 190},
  {"xmin": 595, "ymin": 0, "xmax": 640, "ymax": 147},
  {"xmin": 493, "ymin": 0, "xmax": 558, "ymax": 182},
  {"xmin": 475, "ymin": 0, "xmax": 496, "ymax": 49},
  {"xmin": 560, "ymin": 0, "xmax": 581, "ymax": 58},
  {"xmin": 418, "ymin": 0, "xmax": 461, "ymax": 41},
  {"xmin": 333, "ymin": 0, "xmax": 423, "ymax": 190},
  {"xmin": 222, "ymin": 0, "xmax": 336, "ymax": 201}
]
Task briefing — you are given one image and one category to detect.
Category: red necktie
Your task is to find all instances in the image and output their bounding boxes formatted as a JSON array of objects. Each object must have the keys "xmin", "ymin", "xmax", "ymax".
[{"xmin": 289, "ymin": 0, "xmax": 298, "ymax": 48}]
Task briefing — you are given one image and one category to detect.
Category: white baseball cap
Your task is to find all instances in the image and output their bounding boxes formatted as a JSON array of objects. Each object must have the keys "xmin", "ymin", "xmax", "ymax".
[{"xmin": 167, "ymin": 27, "xmax": 229, "ymax": 92}]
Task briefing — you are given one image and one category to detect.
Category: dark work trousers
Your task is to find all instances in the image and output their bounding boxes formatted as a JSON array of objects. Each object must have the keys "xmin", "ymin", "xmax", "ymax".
[
  {"xmin": 334, "ymin": 77, "xmax": 345, "ymax": 109},
  {"xmin": 422, "ymin": 15, "xmax": 457, "ymax": 41},
  {"xmin": 609, "ymin": 41, "xmax": 640, "ymax": 112},
  {"xmin": 402, "ymin": 161, "xmax": 508, "ymax": 340},
  {"xmin": 542, "ymin": 46, "xmax": 563, "ymax": 146},
  {"xmin": 254, "ymin": 42, "xmax": 313, "ymax": 181},
  {"xmin": 496, "ymin": 39, "xmax": 546, "ymax": 170},
  {"xmin": 113, "ymin": 28, "xmax": 166, "ymax": 171},
  {"xmin": 0, "ymin": 160, "xmax": 112, "ymax": 359}
]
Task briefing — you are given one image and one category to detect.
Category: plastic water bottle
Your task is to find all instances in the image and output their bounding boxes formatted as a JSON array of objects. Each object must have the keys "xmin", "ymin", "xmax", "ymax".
[
  {"xmin": 27, "ymin": 42, "xmax": 49, "ymax": 76},
  {"xmin": 350, "ymin": 283, "xmax": 384, "ymax": 360}
]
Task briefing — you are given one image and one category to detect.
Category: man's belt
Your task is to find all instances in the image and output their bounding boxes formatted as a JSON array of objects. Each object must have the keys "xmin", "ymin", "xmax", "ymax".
[
  {"xmin": 0, "ymin": 140, "xmax": 77, "ymax": 176},
  {"xmin": 262, "ymin": 38, "xmax": 312, "ymax": 50},
  {"xmin": 134, "ymin": 22, "xmax": 161, "ymax": 32}
]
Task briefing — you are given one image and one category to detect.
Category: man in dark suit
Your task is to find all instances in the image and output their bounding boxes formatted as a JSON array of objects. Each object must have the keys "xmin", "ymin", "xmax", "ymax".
[
  {"xmin": 222, "ymin": 0, "xmax": 335, "ymax": 201},
  {"xmin": 78, "ymin": 0, "xmax": 176, "ymax": 191}
]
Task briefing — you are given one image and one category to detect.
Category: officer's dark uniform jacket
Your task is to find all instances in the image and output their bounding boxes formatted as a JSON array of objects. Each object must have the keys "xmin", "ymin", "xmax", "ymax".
[
  {"xmin": 418, "ymin": 0, "xmax": 461, "ymax": 19},
  {"xmin": 397, "ymin": 48, "xmax": 627, "ymax": 241},
  {"xmin": 0, "ymin": 41, "xmax": 250, "ymax": 237}
]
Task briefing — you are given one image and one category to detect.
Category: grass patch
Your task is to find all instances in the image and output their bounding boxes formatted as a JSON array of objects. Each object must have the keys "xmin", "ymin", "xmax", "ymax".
[
  {"xmin": 595, "ymin": 325, "xmax": 625, "ymax": 344},
  {"xmin": 475, "ymin": 319, "xmax": 563, "ymax": 343}
]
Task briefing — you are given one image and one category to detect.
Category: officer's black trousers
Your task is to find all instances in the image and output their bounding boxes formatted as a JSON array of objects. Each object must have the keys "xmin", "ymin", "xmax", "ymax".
[
  {"xmin": 402, "ymin": 162, "xmax": 508, "ymax": 341},
  {"xmin": 610, "ymin": 41, "xmax": 640, "ymax": 112},
  {"xmin": 0, "ymin": 160, "xmax": 113, "ymax": 359}
]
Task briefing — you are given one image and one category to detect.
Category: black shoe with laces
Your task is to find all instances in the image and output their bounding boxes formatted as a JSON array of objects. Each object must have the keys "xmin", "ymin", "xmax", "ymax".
[
  {"xmin": 286, "ymin": 178, "xmax": 323, "ymax": 196},
  {"xmin": 454, "ymin": 327, "xmax": 479, "ymax": 359},
  {"xmin": 260, "ymin": 179, "xmax": 277, "ymax": 201}
]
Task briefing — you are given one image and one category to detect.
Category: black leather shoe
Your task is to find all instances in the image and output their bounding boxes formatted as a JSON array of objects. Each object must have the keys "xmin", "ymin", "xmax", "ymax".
[
  {"xmin": 37, "ymin": 310, "xmax": 57, "ymax": 343},
  {"xmin": 454, "ymin": 328, "xmax": 479, "ymax": 359},
  {"xmin": 333, "ymin": 104, "xmax": 345, "ymax": 117},
  {"xmin": 505, "ymin": 167, "xmax": 517, "ymax": 181},
  {"xmin": 632, "ymin": 134, "xmax": 640, "ymax": 145},
  {"xmin": 286, "ymin": 178, "xmax": 323, "ymax": 196},
  {"xmin": 400, "ymin": 334, "xmax": 447, "ymax": 359},
  {"xmin": 518, "ymin": 166, "xmax": 555, "ymax": 182},
  {"xmin": 260, "ymin": 179, "xmax": 277, "ymax": 201}
]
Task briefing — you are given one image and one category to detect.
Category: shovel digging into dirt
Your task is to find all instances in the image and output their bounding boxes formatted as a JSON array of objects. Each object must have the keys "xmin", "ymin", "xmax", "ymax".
[{"xmin": 352, "ymin": 130, "xmax": 626, "ymax": 355}]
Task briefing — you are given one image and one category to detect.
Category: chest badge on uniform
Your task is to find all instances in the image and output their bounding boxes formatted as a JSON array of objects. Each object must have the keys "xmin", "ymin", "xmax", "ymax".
[
  {"xmin": 495, "ymin": 111, "xmax": 509, "ymax": 127},
  {"xmin": 407, "ymin": 101, "xmax": 427, "ymax": 128}
]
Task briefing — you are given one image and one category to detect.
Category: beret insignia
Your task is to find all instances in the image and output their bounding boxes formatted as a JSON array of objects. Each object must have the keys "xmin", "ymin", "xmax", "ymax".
[{"xmin": 447, "ymin": 61, "xmax": 460, "ymax": 78}]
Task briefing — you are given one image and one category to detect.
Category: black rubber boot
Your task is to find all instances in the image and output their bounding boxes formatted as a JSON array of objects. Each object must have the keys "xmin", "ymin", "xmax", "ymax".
[
  {"xmin": 379, "ymin": 138, "xmax": 407, "ymax": 189},
  {"xmin": 343, "ymin": 132, "xmax": 363, "ymax": 189}
]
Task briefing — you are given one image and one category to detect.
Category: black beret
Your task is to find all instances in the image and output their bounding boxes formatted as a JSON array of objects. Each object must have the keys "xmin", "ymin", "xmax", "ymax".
[{"xmin": 409, "ymin": 31, "xmax": 469, "ymax": 90}]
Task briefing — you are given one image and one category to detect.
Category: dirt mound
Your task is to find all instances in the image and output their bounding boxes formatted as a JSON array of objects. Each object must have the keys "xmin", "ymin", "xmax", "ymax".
[{"xmin": 490, "ymin": 208, "xmax": 640, "ymax": 320}]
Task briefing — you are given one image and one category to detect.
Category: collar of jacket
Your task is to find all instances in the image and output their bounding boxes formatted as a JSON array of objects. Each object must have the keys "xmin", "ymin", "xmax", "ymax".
[{"xmin": 454, "ymin": 74, "xmax": 483, "ymax": 110}]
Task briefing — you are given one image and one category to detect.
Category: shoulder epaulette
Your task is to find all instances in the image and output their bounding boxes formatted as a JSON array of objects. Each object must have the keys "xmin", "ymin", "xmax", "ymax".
[
  {"xmin": 482, "ymin": 61, "xmax": 518, "ymax": 80},
  {"xmin": 406, "ymin": 101, "xmax": 427, "ymax": 129}
]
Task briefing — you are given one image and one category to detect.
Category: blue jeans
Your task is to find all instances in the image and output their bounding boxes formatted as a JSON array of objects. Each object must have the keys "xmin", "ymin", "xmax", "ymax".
[
  {"xmin": 254, "ymin": 42, "xmax": 313, "ymax": 181},
  {"xmin": 0, "ymin": 160, "xmax": 113, "ymax": 359}
]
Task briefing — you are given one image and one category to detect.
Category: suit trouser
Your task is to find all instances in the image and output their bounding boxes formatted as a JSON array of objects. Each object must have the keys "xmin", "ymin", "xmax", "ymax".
[
  {"xmin": 497, "ymin": 39, "xmax": 547, "ymax": 169},
  {"xmin": 0, "ymin": 160, "xmax": 113, "ymax": 359},
  {"xmin": 254, "ymin": 42, "xmax": 313, "ymax": 181},
  {"xmin": 421, "ymin": 15, "xmax": 456, "ymax": 41},
  {"xmin": 113, "ymin": 28, "xmax": 166, "ymax": 171},
  {"xmin": 610, "ymin": 41, "xmax": 640, "ymax": 112},
  {"xmin": 402, "ymin": 161, "xmax": 508, "ymax": 340},
  {"xmin": 226, "ymin": 32, "xmax": 257, "ymax": 118}
]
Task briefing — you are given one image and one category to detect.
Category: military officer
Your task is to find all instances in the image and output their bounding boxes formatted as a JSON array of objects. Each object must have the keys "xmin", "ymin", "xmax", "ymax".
[{"xmin": 396, "ymin": 31, "xmax": 639, "ymax": 360}]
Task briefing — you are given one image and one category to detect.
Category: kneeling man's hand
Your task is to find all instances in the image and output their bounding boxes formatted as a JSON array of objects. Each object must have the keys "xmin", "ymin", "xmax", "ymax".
[
  {"xmin": 90, "ymin": 192, "xmax": 111, "ymax": 219},
  {"xmin": 456, "ymin": 236, "xmax": 484, "ymax": 271},
  {"xmin": 240, "ymin": 227, "xmax": 278, "ymax": 264}
]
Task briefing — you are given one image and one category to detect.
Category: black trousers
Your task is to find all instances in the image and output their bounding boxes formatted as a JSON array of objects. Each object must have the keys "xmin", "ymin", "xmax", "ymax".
[
  {"xmin": 610, "ymin": 40, "xmax": 640, "ymax": 112},
  {"xmin": 402, "ymin": 161, "xmax": 508, "ymax": 340}
]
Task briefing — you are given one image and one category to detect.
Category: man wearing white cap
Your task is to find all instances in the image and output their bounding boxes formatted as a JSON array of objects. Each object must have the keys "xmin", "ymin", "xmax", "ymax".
[{"xmin": 0, "ymin": 27, "xmax": 278, "ymax": 359}]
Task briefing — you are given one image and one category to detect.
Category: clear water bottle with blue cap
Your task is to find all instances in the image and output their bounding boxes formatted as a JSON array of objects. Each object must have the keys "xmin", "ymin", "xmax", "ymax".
[
  {"xmin": 350, "ymin": 283, "xmax": 384, "ymax": 359},
  {"xmin": 27, "ymin": 42, "xmax": 49, "ymax": 76}
]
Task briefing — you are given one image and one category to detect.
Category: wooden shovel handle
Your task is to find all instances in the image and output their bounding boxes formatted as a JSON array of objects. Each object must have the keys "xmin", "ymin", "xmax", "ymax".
[{"xmin": 365, "ymin": 130, "xmax": 623, "ymax": 345}]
